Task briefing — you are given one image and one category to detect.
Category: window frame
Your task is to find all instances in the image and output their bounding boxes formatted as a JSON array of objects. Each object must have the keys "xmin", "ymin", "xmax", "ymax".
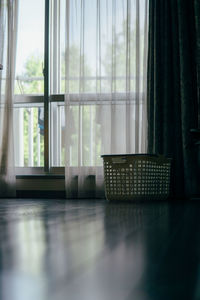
[
  {"xmin": 14, "ymin": 0, "xmax": 147, "ymax": 176},
  {"xmin": 14, "ymin": 0, "xmax": 64, "ymax": 175}
]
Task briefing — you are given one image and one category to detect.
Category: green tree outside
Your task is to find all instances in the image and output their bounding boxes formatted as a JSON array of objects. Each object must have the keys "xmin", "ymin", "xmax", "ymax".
[{"xmin": 15, "ymin": 54, "xmax": 44, "ymax": 167}]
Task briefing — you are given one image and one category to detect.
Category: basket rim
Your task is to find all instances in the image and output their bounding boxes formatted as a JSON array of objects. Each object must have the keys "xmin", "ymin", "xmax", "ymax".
[{"xmin": 101, "ymin": 153, "xmax": 171, "ymax": 159}]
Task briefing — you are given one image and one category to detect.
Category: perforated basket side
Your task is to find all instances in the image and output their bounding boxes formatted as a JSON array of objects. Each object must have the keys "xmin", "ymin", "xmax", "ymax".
[{"xmin": 102, "ymin": 154, "xmax": 171, "ymax": 201}]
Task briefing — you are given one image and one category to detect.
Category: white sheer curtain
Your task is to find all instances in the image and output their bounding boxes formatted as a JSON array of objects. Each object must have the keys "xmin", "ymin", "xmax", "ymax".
[
  {"xmin": 64, "ymin": 0, "xmax": 149, "ymax": 198},
  {"xmin": 0, "ymin": 0, "xmax": 18, "ymax": 197}
]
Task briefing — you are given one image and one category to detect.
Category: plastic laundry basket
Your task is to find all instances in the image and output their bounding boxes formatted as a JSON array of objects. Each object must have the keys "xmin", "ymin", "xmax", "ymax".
[{"xmin": 101, "ymin": 154, "xmax": 172, "ymax": 201}]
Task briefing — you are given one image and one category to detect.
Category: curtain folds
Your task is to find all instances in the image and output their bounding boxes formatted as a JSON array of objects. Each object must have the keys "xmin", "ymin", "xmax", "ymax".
[
  {"xmin": 64, "ymin": 0, "xmax": 149, "ymax": 198},
  {"xmin": 194, "ymin": 0, "xmax": 200, "ymax": 125},
  {"xmin": 147, "ymin": 0, "xmax": 200, "ymax": 198},
  {"xmin": 0, "ymin": 0, "xmax": 18, "ymax": 197}
]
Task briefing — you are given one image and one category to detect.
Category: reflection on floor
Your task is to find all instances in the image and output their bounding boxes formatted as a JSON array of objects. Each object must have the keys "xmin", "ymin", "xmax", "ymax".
[{"xmin": 0, "ymin": 199, "xmax": 200, "ymax": 300}]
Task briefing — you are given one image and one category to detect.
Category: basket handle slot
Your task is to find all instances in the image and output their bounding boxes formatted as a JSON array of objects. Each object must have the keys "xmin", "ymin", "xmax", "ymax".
[{"xmin": 111, "ymin": 157, "xmax": 127, "ymax": 164}]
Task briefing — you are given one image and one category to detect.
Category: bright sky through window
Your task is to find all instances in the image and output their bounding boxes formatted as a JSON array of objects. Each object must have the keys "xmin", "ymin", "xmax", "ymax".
[{"xmin": 16, "ymin": 0, "xmax": 44, "ymax": 74}]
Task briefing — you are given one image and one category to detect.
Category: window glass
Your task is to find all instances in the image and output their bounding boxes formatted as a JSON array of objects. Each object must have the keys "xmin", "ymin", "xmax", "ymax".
[
  {"xmin": 14, "ymin": 0, "xmax": 45, "ymax": 169},
  {"xmin": 15, "ymin": 0, "xmax": 45, "ymax": 95},
  {"xmin": 14, "ymin": 105, "xmax": 44, "ymax": 167}
]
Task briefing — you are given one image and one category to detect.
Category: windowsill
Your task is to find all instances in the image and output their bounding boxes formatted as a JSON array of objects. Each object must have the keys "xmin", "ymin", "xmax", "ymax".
[
  {"xmin": 15, "ymin": 166, "xmax": 103, "ymax": 176},
  {"xmin": 16, "ymin": 174, "xmax": 65, "ymax": 191},
  {"xmin": 16, "ymin": 174, "xmax": 65, "ymax": 179},
  {"xmin": 15, "ymin": 166, "xmax": 103, "ymax": 191},
  {"xmin": 15, "ymin": 167, "xmax": 65, "ymax": 176}
]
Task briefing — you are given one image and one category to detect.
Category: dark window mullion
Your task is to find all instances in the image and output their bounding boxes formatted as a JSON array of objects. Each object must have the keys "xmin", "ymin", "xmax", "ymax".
[{"xmin": 44, "ymin": 0, "xmax": 50, "ymax": 172}]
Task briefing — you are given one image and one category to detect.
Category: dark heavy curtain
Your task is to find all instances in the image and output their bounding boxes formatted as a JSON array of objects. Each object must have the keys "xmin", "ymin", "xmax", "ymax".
[
  {"xmin": 195, "ymin": 0, "xmax": 200, "ymax": 122},
  {"xmin": 147, "ymin": 0, "xmax": 200, "ymax": 197}
]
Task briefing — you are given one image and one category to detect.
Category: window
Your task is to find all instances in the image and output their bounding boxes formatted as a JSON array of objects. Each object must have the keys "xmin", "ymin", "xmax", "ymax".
[
  {"xmin": 14, "ymin": 0, "xmax": 66, "ymax": 174},
  {"xmin": 14, "ymin": 0, "xmax": 148, "ymax": 176},
  {"xmin": 14, "ymin": 0, "xmax": 45, "ymax": 172}
]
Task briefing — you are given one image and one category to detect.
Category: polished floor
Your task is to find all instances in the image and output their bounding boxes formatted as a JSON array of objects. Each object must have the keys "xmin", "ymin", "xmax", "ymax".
[{"xmin": 0, "ymin": 199, "xmax": 200, "ymax": 300}]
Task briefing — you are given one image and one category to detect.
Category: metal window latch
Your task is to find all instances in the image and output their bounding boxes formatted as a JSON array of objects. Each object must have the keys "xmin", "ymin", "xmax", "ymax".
[{"xmin": 0, "ymin": 64, "xmax": 3, "ymax": 70}]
